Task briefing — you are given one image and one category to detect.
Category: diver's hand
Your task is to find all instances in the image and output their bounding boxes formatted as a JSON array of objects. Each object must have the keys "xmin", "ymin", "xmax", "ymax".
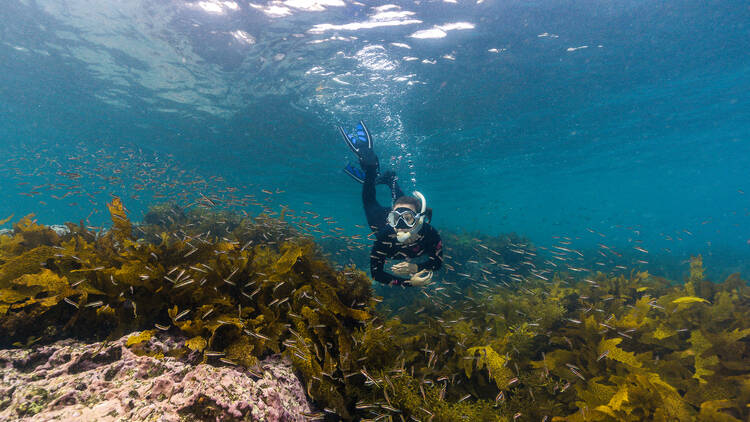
[
  {"xmin": 390, "ymin": 262, "xmax": 418, "ymax": 276},
  {"xmin": 407, "ymin": 270, "xmax": 433, "ymax": 287}
]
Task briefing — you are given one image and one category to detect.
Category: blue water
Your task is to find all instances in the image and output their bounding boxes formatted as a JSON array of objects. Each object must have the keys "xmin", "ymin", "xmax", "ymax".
[{"xmin": 1, "ymin": 0, "xmax": 749, "ymax": 279}]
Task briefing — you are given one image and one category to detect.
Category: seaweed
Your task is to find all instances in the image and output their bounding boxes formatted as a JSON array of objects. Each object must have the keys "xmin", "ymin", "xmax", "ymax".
[
  {"xmin": 0, "ymin": 202, "xmax": 748, "ymax": 421},
  {"xmin": 343, "ymin": 257, "xmax": 749, "ymax": 421},
  {"xmin": 0, "ymin": 199, "xmax": 381, "ymax": 418}
]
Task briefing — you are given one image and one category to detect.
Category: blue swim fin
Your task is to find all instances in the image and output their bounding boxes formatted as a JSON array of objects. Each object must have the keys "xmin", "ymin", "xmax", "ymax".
[
  {"xmin": 339, "ymin": 120, "xmax": 373, "ymax": 158},
  {"xmin": 343, "ymin": 162, "xmax": 366, "ymax": 184}
]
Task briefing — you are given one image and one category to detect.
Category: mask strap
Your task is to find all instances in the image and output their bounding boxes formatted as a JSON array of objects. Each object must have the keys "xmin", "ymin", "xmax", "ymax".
[{"xmin": 413, "ymin": 191, "xmax": 427, "ymax": 213}]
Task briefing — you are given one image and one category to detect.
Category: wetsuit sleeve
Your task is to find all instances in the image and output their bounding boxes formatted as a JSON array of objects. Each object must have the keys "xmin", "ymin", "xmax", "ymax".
[
  {"xmin": 370, "ymin": 235, "xmax": 410, "ymax": 285},
  {"xmin": 417, "ymin": 227, "xmax": 443, "ymax": 272}
]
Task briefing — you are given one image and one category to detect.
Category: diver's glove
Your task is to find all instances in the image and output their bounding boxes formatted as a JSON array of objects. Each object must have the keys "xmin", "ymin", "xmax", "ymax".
[
  {"xmin": 391, "ymin": 261, "xmax": 418, "ymax": 276},
  {"xmin": 406, "ymin": 269, "xmax": 433, "ymax": 287}
]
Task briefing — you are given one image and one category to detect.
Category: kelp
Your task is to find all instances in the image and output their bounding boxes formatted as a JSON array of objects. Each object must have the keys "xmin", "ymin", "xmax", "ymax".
[
  {"xmin": 336, "ymin": 256, "xmax": 749, "ymax": 421},
  {"xmin": 0, "ymin": 200, "xmax": 749, "ymax": 421},
  {"xmin": 0, "ymin": 200, "xmax": 378, "ymax": 417}
]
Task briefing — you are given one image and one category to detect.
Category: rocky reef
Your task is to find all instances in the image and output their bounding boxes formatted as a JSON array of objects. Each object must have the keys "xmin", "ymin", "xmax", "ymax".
[{"xmin": 0, "ymin": 331, "xmax": 310, "ymax": 421}]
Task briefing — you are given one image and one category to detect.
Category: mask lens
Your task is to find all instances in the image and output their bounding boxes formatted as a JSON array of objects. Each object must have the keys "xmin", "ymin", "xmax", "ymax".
[
  {"xmin": 401, "ymin": 212, "xmax": 415, "ymax": 226},
  {"xmin": 387, "ymin": 211, "xmax": 398, "ymax": 227}
]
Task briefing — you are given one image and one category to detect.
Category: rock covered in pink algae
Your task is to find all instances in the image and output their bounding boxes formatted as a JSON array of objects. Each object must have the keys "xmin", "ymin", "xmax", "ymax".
[{"xmin": 0, "ymin": 331, "xmax": 313, "ymax": 421}]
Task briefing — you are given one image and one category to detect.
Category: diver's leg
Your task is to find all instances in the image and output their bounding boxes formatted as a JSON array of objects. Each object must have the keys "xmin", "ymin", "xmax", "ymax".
[
  {"xmin": 341, "ymin": 121, "xmax": 389, "ymax": 230},
  {"xmin": 362, "ymin": 161, "xmax": 389, "ymax": 232}
]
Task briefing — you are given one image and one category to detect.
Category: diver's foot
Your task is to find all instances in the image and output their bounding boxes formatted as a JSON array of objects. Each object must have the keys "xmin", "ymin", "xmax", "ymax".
[
  {"xmin": 343, "ymin": 163, "xmax": 366, "ymax": 184},
  {"xmin": 343, "ymin": 162, "xmax": 384, "ymax": 185},
  {"xmin": 358, "ymin": 148, "xmax": 379, "ymax": 170}
]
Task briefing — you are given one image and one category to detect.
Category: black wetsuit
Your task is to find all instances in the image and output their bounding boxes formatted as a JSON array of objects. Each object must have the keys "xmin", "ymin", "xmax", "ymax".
[
  {"xmin": 361, "ymin": 163, "xmax": 444, "ymax": 285},
  {"xmin": 370, "ymin": 224, "xmax": 444, "ymax": 285}
]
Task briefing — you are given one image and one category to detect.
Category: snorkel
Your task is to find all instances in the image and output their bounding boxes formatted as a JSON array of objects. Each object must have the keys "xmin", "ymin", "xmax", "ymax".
[{"xmin": 395, "ymin": 191, "xmax": 427, "ymax": 244}]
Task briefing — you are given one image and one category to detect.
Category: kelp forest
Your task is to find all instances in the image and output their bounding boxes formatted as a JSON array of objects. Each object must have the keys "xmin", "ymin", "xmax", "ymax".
[{"xmin": 0, "ymin": 199, "xmax": 748, "ymax": 421}]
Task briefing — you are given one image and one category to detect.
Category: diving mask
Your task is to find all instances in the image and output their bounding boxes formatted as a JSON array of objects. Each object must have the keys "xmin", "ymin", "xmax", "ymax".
[
  {"xmin": 387, "ymin": 208, "xmax": 419, "ymax": 229},
  {"xmin": 389, "ymin": 191, "xmax": 427, "ymax": 243}
]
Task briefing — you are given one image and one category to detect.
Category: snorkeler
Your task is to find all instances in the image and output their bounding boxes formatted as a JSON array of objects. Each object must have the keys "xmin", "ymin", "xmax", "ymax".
[{"xmin": 339, "ymin": 121, "xmax": 443, "ymax": 287}]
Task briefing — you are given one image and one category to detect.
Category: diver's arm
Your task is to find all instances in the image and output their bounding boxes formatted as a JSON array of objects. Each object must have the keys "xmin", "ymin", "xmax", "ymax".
[
  {"xmin": 417, "ymin": 228, "xmax": 443, "ymax": 272},
  {"xmin": 370, "ymin": 240, "xmax": 410, "ymax": 285}
]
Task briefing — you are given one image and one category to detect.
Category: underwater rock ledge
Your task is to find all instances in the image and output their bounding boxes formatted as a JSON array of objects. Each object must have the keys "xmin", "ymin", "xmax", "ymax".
[{"xmin": 0, "ymin": 331, "xmax": 312, "ymax": 421}]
